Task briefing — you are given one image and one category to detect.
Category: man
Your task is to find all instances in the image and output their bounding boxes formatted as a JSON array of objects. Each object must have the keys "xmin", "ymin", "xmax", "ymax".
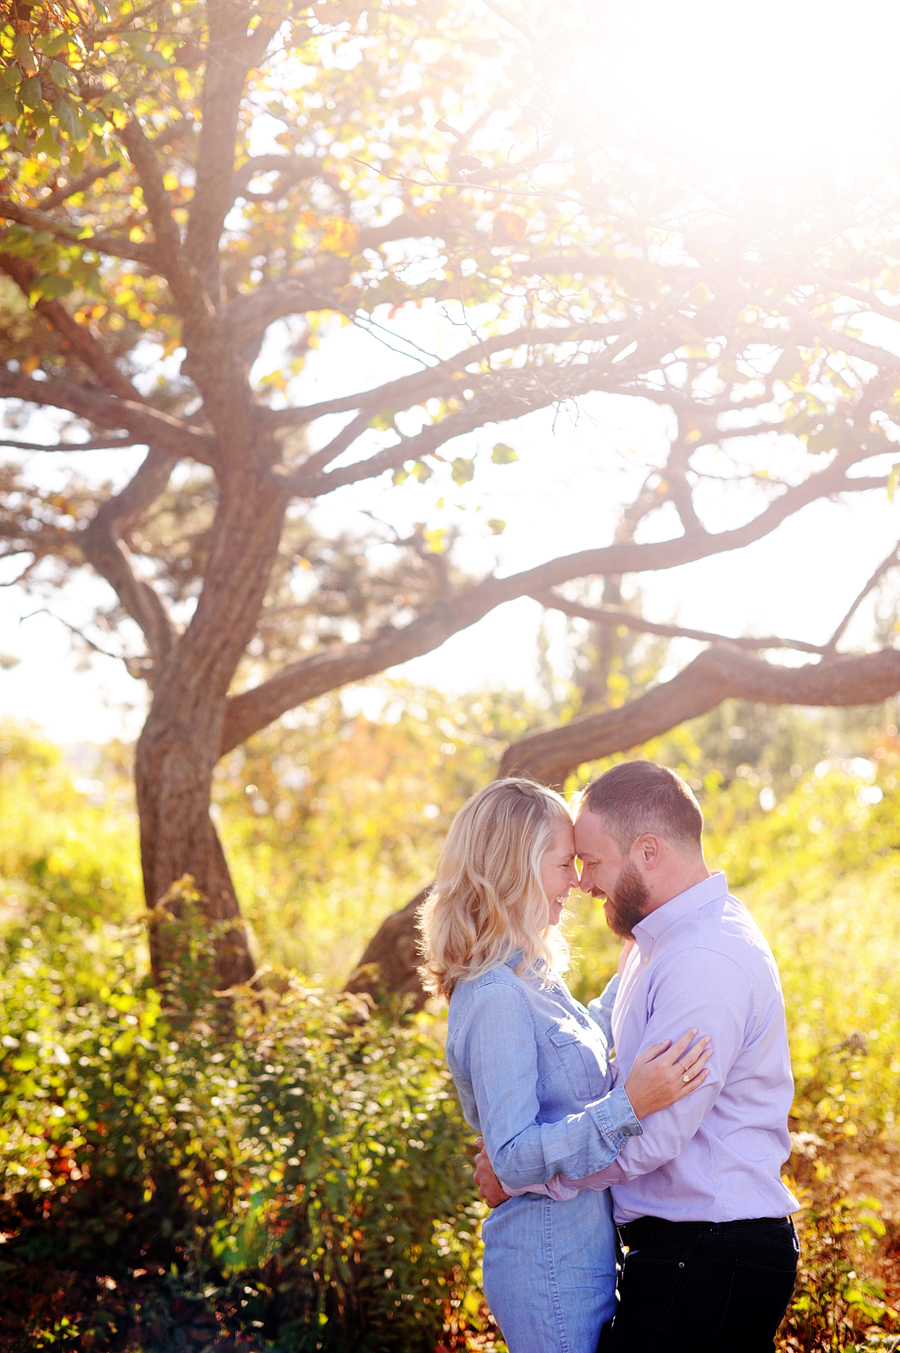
[{"xmin": 475, "ymin": 760, "xmax": 799, "ymax": 1352}]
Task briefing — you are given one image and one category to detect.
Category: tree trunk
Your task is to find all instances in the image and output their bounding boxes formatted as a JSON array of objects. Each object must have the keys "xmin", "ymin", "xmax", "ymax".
[
  {"xmin": 344, "ymin": 888, "xmax": 430, "ymax": 1013},
  {"xmin": 137, "ymin": 426, "xmax": 287, "ymax": 990}
]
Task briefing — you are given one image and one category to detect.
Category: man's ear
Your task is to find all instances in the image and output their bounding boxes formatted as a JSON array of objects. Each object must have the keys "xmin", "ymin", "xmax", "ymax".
[{"xmin": 637, "ymin": 833, "xmax": 662, "ymax": 870}]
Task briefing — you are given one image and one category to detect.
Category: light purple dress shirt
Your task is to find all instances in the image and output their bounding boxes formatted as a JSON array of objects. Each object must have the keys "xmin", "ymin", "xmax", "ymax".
[{"xmin": 513, "ymin": 872, "xmax": 799, "ymax": 1225}]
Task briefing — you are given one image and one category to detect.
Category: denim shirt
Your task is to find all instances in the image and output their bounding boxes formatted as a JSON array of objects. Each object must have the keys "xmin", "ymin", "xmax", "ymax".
[{"xmin": 446, "ymin": 956, "xmax": 641, "ymax": 1191}]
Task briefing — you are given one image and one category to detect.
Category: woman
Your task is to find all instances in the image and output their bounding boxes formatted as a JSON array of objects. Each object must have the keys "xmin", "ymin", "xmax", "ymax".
[{"xmin": 418, "ymin": 778, "xmax": 709, "ymax": 1353}]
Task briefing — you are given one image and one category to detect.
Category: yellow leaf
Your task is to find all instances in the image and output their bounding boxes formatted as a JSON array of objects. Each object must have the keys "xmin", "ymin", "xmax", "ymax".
[{"xmin": 319, "ymin": 217, "xmax": 359, "ymax": 256}]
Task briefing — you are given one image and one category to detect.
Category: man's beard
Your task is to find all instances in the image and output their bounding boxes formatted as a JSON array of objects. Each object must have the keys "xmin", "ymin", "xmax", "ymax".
[{"xmin": 604, "ymin": 861, "xmax": 650, "ymax": 938}]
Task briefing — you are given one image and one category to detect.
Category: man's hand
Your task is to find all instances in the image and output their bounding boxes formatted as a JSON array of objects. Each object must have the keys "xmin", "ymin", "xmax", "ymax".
[{"xmin": 473, "ymin": 1136, "xmax": 511, "ymax": 1208}]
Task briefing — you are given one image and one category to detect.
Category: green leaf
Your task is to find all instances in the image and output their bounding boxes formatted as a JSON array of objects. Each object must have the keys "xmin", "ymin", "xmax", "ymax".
[
  {"xmin": 0, "ymin": 87, "xmax": 18, "ymax": 123},
  {"xmin": 491, "ymin": 442, "xmax": 518, "ymax": 464},
  {"xmin": 12, "ymin": 33, "xmax": 34, "ymax": 70},
  {"xmin": 18, "ymin": 75, "xmax": 43, "ymax": 111},
  {"xmin": 49, "ymin": 61, "xmax": 77, "ymax": 93},
  {"xmin": 36, "ymin": 33, "xmax": 72, "ymax": 57},
  {"xmin": 391, "ymin": 467, "xmax": 409, "ymax": 486},
  {"xmin": 53, "ymin": 97, "xmax": 84, "ymax": 143},
  {"xmin": 35, "ymin": 128, "xmax": 62, "ymax": 161},
  {"xmin": 410, "ymin": 460, "xmax": 432, "ymax": 482},
  {"xmin": 486, "ymin": 518, "xmax": 506, "ymax": 535},
  {"xmin": 33, "ymin": 273, "xmax": 74, "ymax": 300},
  {"xmin": 450, "ymin": 457, "xmax": 474, "ymax": 486}
]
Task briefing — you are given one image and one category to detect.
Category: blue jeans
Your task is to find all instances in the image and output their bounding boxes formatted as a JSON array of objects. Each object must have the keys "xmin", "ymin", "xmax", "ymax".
[
  {"xmin": 482, "ymin": 1189, "xmax": 618, "ymax": 1353},
  {"xmin": 598, "ymin": 1215, "xmax": 799, "ymax": 1352}
]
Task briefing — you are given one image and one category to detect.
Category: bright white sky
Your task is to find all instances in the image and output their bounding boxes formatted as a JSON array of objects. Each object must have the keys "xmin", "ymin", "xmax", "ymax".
[{"xmin": 4, "ymin": 0, "xmax": 900, "ymax": 743}]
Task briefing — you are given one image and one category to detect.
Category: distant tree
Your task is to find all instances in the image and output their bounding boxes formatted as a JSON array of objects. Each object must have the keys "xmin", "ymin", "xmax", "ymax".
[{"xmin": 3, "ymin": 0, "xmax": 900, "ymax": 990}]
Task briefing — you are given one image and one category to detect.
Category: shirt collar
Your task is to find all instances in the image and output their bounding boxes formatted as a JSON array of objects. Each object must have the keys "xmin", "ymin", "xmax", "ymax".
[{"xmin": 633, "ymin": 871, "xmax": 729, "ymax": 952}]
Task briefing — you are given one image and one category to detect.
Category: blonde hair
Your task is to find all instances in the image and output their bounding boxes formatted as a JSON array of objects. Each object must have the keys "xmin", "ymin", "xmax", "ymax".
[{"xmin": 417, "ymin": 778, "xmax": 572, "ymax": 1000}]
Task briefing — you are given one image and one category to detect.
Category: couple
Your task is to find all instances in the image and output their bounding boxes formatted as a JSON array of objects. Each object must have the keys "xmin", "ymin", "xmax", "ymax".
[{"xmin": 419, "ymin": 761, "xmax": 799, "ymax": 1353}]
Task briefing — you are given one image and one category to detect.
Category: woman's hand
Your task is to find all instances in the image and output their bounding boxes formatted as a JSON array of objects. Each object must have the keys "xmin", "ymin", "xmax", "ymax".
[
  {"xmin": 623, "ymin": 1029, "xmax": 712, "ymax": 1120},
  {"xmin": 473, "ymin": 1136, "xmax": 510, "ymax": 1207}
]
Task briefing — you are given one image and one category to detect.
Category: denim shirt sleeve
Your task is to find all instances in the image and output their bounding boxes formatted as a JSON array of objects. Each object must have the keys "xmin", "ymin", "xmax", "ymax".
[
  {"xmin": 450, "ymin": 977, "xmax": 641, "ymax": 1190},
  {"xmin": 587, "ymin": 972, "xmax": 620, "ymax": 1048}
]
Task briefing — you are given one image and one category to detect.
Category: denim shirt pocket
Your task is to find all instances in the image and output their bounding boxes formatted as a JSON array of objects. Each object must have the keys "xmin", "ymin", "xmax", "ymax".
[{"xmin": 544, "ymin": 1017, "xmax": 604, "ymax": 1103}]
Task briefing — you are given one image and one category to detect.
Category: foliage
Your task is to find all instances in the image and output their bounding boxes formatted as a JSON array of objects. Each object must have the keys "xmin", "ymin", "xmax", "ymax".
[
  {"xmin": 214, "ymin": 680, "xmax": 547, "ymax": 980},
  {"xmin": 0, "ymin": 683, "xmax": 550, "ymax": 985},
  {"xmin": 780, "ymin": 1175, "xmax": 896, "ymax": 1352},
  {"xmin": 8, "ymin": 710, "xmax": 900, "ymax": 1345},
  {"xmin": 0, "ymin": 900, "xmax": 492, "ymax": 1352}
]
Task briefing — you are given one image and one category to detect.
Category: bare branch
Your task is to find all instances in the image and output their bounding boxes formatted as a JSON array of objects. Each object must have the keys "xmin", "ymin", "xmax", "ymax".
[
  {"xmin": 223, "ymin": 448, "xmax": 883, "ymax": 752},
  {"xmin": 532, "ymin": 589, "xmax": 827, "ymax": 655},
  {"xmin": 80, "ymin": 450, "xmax": 179, "ymax": 669},
  {"xmin": 0, "ymin": 435, "xmax": 138, "ymax": 452},
  {"xmin": 824, "ymin": 537, "xmax": 900, "ymax": 654},
  {"xmin": 183, "ymin": 8, "xmax": 279, "ymax": 294},
  {"xmin": 20, "ymin": 606, "xmax": 147, "ymax": 677},
  {"xmin": 500, "ymin": 646, "xmax": 900, "ymax": 785},
  {"xmin": 267, "ymin": 321, "xmax": 621, "ymax": 430},
  {"xmin": 272, "ymin": 326, "xmax": 673, "ymax": 496},
  {"xmin": 0, "ymin": 370, "xmax": 216, "ymax": 463}
]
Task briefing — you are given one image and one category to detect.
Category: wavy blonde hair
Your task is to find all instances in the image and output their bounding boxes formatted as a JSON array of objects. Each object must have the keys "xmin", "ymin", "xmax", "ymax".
[{"xmin": 417, "ymin": 777, "xmax": 572, "ymax": 1000}]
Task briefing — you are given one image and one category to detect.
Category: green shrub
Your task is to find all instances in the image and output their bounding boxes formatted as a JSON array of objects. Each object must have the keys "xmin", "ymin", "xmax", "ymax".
[{"xmin": 0, "ymin": 900, "xmax": 490, "ymax": 1352}]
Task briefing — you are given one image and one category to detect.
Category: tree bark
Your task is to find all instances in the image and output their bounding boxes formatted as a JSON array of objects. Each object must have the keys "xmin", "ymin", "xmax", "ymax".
[
  {"xmin": 136, "ymin": 434, "xmax": 288, "ymax": 990},
  {"xmin": 347, "ymin": 645, "xmax": 900, "ymax": 1006}
]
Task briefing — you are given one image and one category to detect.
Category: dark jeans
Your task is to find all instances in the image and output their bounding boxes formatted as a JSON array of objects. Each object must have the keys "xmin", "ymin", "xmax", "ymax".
[{"xmin": 597, "ymin": 1215, "xmax": 799, "ymax": 1353}]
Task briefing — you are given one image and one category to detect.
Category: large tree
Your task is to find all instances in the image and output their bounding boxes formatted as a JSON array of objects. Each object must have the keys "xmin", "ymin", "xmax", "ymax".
[{"xmin": 3, "ymin": 0, "xmax": 900, "ymax": 990}]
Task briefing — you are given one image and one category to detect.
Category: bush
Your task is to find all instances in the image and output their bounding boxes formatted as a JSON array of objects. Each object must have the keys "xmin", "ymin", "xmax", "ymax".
[{"xmin": 0, "ymin": 894, "xmax": 491, "ymax": 1352}]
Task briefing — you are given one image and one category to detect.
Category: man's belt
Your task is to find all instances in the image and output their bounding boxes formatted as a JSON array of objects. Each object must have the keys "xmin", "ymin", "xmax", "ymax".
[{"xmin": 618, "ymin": 1215, "xmax": 791, "ymax": 1248}]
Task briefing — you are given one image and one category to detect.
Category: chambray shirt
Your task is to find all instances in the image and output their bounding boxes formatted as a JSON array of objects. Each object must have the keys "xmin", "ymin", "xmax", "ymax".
[
  {"xmin": 539, "ymin": 873, "xmax": 799, "ymax": 1224},
  {"xmin": 446, "ymin": 953, "xmax": 642, "ymax": 1190}
]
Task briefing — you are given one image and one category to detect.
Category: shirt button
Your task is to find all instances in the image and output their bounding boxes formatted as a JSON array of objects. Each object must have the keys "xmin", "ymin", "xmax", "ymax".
[{"xmin": 643, "ymin": 956, "xmax": 649, "ymax": 964}]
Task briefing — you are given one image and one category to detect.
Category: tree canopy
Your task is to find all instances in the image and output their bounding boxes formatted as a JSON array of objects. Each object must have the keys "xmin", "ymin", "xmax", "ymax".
[{"xmin": 3, "ymin": 0, "xmax": 900, "ymax": 985}]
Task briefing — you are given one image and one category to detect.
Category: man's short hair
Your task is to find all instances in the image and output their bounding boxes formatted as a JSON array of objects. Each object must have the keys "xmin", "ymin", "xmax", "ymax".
[{"xmin": 580, "ymin": 760, "xmax": 703, "ymax": 852}]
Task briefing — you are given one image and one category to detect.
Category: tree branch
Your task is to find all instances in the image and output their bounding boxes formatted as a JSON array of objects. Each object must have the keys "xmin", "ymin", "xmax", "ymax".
[
  {"xmin": 267, "ymin": 321, "xmax": 620, "ymax": 430},
  {"xmin": 80, "ymin": 449, "xmax": 179, "ymax": 669},
  {"xmin": 531, "ymin": 589, "xmax": 826, "ymax": 655},
  {"xmin": 118, "ymin": 119, "xmax": 211, "ymax": 325},
  {"xmin": 0, "ymin": 252, "xmax": 142, "ymax": 402},
  {"xmin": 272, "ymin": 326, "xmax": 673, "ymax": 496},
  {"xmin": 0, "ymin": 435, "xmax": 137, "ymax": 452},
  {"xmin": 222, "ymin": 449, "xmax": 883, "ymax": 753},
  {"xmin": 499, "ymin": 646, "xmax": 900, "ymax": 785},
  {"xmin": 0, "ymin": 196, "xmax": 161, "ymax": 268},
  {"xmin": 824, "ymin": 538, "xmax": 900, "ymax": 654},
  {"xmin": 183, "ymin": 5, "xmax": 277, "ymax": 294},
  {"xmin": 0, "ymin": 371, "xmax": 217, "ymax": 463}
]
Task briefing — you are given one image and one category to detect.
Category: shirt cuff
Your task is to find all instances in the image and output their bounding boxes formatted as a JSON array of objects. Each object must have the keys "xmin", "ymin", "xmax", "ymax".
[
  {"xmin": 585, "ymin": 1082, "xmax": 642, "ymax": 1145},
  {"xmin": 502, "ymin": 1177, "xmax": 579, "ymax": 1201}
]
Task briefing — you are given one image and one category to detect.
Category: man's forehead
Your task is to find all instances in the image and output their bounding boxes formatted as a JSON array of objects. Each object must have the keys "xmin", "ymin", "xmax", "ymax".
[{"xmin": 573, "ymin": 809, "xmax": 618, "ymax": 855}]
